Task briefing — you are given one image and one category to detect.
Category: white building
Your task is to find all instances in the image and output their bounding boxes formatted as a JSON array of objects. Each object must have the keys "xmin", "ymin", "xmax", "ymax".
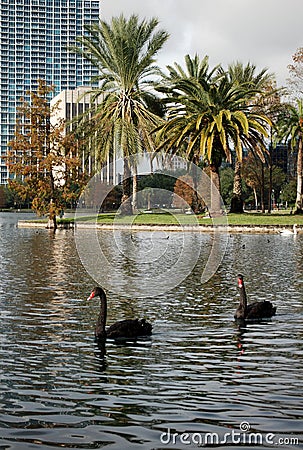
[{"xmin": 51, "ymin": 86, "xmax": 118, "ymax": 184}]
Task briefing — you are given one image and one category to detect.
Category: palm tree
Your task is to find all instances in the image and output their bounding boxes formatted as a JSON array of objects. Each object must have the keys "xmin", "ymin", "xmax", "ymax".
[
  {"xmin": 226, "ymin": 62, "xmax": 274, "ymax": 213},
  {"xmin": 277, "ymin": 99, "xmax": 303, "ymax": 214},
  {"xmin": 157, "ymin": 54, "xmax": 219, "ymax": 211},
  {"xmin": 70, "ymin": 14, "xmax": 169, "ymax": 214},
  {"xmin": 156, "ymin": 56, "xmax": 270, "ymax": 215}
]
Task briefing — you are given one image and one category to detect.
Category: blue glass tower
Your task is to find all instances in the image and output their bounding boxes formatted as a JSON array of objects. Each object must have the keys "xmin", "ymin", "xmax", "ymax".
[{"xmin": 0, "ymin": 0, "xmax": 101, "ymax": 184}]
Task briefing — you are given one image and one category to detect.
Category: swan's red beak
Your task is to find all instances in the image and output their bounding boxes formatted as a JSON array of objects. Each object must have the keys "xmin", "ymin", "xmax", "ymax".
[
  {"xmin": 238, "ymin": 277, "xmax": 243, "ymax": 288},
  {"xmin": 87, "ymin": 291, "xmax": 95, "ymax": 300}
]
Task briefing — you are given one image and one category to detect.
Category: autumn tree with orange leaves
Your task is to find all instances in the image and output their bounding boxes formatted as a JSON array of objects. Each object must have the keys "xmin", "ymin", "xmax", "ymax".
[
  {"xmin": 5, "ymin": 80, "xmax": 87, "ymax": 229},
  {"xmin": 172, "ymin": 174, "xmax": 205, "ymax": 212}
]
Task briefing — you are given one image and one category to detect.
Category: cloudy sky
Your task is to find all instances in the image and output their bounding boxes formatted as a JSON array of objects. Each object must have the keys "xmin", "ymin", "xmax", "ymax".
[{"xmin": 101, "ymin": 0, "xmax": 303, "ymax": 88}]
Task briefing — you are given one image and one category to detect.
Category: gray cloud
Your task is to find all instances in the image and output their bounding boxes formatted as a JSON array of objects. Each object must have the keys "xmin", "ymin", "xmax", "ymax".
[{"xmin": 101, "ymin": 0, "xmax": 303, "ymax": 86}]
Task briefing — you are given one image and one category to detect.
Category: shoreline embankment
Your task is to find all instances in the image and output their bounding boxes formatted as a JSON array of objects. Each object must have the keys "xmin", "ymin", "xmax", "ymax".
[{"xmin": 17, "ymin": 220, "xmax": 301, "ymax": 234}]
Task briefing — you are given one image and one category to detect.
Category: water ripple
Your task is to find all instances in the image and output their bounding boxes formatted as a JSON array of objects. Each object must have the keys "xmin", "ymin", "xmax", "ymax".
[{"xmin": 0, "ymin": 215, "xmax": 302, "ymax": 448}]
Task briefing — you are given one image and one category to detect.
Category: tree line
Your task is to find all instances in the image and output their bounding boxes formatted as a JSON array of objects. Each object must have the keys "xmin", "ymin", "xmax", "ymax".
[{"xmin": 4, "ymin": 14, "xmax": 303, "ymax": 227}]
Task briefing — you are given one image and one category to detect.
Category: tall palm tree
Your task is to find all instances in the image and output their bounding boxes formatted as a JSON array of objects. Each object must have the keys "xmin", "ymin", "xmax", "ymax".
[
  {"xmin": 157, "ymin": 54, "xmax": 220, "ymax": 211},
  {"xmin": 226, "ymin": 62, "xmax": 274, "ymax": 213},
  {"xmin": 156, "ymin": 56, "xmax": 270, "ymax": 215},
  {"xmin": 70, "ymin": 14, "xmax": 169, "ymax": 214},
  {"xmin": 277, "ymin": 99, "xmax": 303, "ymax": 214}
]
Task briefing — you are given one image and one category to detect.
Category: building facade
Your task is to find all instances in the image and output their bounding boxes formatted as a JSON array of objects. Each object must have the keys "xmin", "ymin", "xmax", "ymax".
[
  {"xmin": 0, "ymin": 0, "xmax": 101, "ymax": 184},
  {"xmin": 51, "ymin": 87, "xmax": 118, "ymax": 184}
]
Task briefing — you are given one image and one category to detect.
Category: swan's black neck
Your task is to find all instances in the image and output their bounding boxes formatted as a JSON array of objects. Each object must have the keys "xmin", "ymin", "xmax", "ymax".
[
  {"xmin": 238, "ymin": 274, "xmax": 248, "ymax": 316},
  {"xmin": 96, "ymin": 290, "xmax": 107, "ymax": 339}
]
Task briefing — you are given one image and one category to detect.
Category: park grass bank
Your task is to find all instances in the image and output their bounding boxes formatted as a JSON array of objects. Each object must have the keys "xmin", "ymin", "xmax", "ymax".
[{"xmin": 17, "ymin": 211, "xmax": 303, "ymax": 232}]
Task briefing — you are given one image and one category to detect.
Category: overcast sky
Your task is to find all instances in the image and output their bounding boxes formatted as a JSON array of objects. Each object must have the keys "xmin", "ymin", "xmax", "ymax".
[{"xmin": 101, "ymin": 0, "xmax": 303, "ymax": 88}]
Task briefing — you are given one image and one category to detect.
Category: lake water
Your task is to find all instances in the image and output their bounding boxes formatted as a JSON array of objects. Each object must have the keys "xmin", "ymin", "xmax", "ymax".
[{"xmin": 0, "ymin": 212, "xmax": 302, "ymax": 449}]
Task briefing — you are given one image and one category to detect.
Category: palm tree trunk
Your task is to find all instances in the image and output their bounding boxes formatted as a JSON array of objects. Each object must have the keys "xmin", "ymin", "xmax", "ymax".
[
  {"xmin": 190, "ymin": 159, "xmax": 200, "ymax": 213},
  {"xmin": 230, "ymin": 159, "xmax": 244, "ymax": 213},
  {"xmin": 120, "ymin": 158, "xmax": 132, "ymax": 215},
  {"xmin": 295, "ymin": 134, "xmax": 303, "ymax": 214},
  {"xmin": 132, "ymin": 163, "xmax": 138, "ymax": 214},
  {"xmin": 209, "ymin": 164, "xmax": 222, "ymax": 216}
]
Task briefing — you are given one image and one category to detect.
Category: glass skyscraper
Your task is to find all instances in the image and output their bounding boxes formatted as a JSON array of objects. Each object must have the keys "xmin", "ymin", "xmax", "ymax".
[{"xmin": 0, "ymin": 0, "xmax": 101, "ymax": 184}]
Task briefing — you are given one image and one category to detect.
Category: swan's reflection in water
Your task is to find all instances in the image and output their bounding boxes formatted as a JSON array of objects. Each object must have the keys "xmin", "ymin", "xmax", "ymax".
[
  {"xmin": 94, "ymin": 336, "xmax": 153, "ymax": 373},
  {"xmin": 235, "ymin": 319, "xmax": 276, "ymax": 355}
]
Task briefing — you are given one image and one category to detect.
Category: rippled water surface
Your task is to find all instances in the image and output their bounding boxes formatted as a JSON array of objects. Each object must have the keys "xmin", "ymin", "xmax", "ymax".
[{"xmin": 0, "ymin": 212, "xmax": 302, "ymax": 449}]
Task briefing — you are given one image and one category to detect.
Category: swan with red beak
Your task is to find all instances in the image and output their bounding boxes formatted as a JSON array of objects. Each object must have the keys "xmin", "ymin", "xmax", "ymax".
[
  {"xmin": 235, "ymin": 274, "xmax": 276, "ymax": 321},
  {"xmin": 88, "ymin": 286, "xmax": 152, "ymax": 340}
]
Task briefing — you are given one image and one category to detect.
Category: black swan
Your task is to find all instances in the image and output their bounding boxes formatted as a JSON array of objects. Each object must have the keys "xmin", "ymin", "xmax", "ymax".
[
  {"xmin": 234, "ymin": 274, "xmax": 276, "ymax": 320},
  {"xmin": 87, "ymin": 286, "xmax": 152, "ymax": 340}
]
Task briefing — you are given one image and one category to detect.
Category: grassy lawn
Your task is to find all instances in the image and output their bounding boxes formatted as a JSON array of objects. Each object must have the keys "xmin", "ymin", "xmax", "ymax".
[
  {"xmin": 223, "ymin": 213, "xmax": 303, "ymax": 226},
  {"xmin": 70, "ymin": 210, "xmax": 303, "ymax": 227}
]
